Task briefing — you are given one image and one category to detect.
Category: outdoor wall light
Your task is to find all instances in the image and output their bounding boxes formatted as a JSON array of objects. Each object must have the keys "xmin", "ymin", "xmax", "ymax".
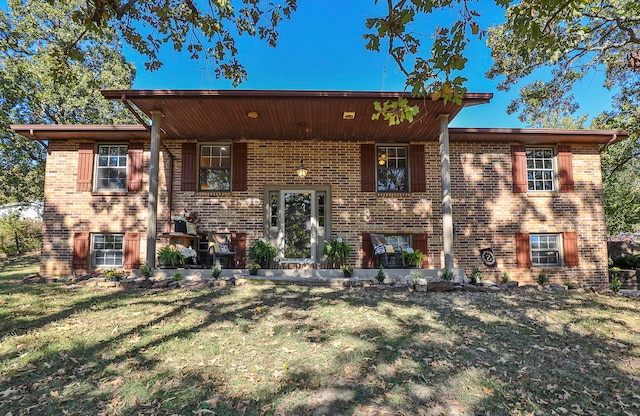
[{"xmin": 296, "ymin": 159, "xmax": 308, "ymax": 178}]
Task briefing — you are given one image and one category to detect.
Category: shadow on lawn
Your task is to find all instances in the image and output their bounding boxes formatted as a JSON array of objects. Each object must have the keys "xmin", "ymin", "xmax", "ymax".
[{"xmin": 2, "ymin": 283, "xmax": 640, "ymax": 415}]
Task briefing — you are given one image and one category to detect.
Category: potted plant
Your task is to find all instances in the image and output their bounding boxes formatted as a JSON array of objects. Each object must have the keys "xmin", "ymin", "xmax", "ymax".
[
  {"xmin": 323, "ymin": 237, "xmax": 352, "ymax": 268},
  {"xmin": 246, "ymin": 263, "xmax": 261, "ymax": 275},
  {"xmin": 180, "ymin": 246, "xmax": 198, "ymax": 265},
  {"xmin": 248, "ymin": 238, "xmax": 277, "ymax": 268},
  {"xmin": 157, "ymin": 245, "xmax": 185, "ymax": 267},
  {"xmin": 401, "ymin": 248, "xmax": 424, "ymax": 268},
  {"xmin": 469, "ymin": 267, "xmax": 482, "ymax": 285},
  {"xmin": 340, "ymin": 265, "xmax": 354, "ymax": 277}
]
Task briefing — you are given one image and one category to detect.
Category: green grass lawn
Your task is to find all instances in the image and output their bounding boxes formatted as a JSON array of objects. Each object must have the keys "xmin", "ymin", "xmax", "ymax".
[{"xmin": 2, "ymin": 255, "xmax": 640, "ymax": 415}]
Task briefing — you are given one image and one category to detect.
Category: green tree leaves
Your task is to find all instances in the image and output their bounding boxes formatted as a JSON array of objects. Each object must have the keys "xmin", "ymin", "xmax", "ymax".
[{"xmin": 0, "ymin": 0, "xmax": 135, "ymax": 204}]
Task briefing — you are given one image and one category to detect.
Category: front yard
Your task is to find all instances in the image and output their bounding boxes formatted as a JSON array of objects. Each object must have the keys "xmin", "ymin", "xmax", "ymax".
[{"xmin": 2, "ymin": 255, "xmax": 640, "ymax": 415}]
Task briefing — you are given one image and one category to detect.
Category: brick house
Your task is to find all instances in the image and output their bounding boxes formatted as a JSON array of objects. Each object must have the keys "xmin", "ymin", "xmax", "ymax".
[{"xmin": 11, "ymin": 90, "xmax": 628, "ymax": 285}]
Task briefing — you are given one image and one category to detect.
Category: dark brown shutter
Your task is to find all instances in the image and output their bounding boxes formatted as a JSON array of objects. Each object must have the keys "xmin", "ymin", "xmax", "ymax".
[
  {"xmin": 124, "ymin": 232, "xmax": 140, "ymax": 270},
  {"xmin": 410, "ymin": 144, "xmax": 426, "ymax": 193},
  {"xmin": 557, "ymin": 145, "xmax": 575, "ymax": 193},
  {"xmin": 515, "ymin": 232, "xmax": 531, "ymax": 268},
  {"xmin": 128, "ymin": 143, "xmax": 144, "ymax": 192},
  {"xmin": 77, "ymin": 143, "xmax": 94, "ymax": 192},
  {"xmin": 72, "ymin": 232, "xmax": 90, "ymax": 270},
  {"xmin": 511, "ymin": 145, "xmax": 527, "ymax": 193},
  {"xmin": 362, "ymin": 232, "xmax": 375, "ymax": 268},
  {"xmin": 232, "ymin": 232, "xmax": 247, "ymax": 268},
  {"xmin": 181, "ymin": 143, "xmax": 197, "ymax": 191},
  {"xmin": 361, "ymin": 144, "xmax": 376, "ymax": 192},
  {"xmin": 412, "ymin": 233, "xmax": 428, "ymax": 268},
  {"xmin": 232, "ymin": 142, "xmax": 248, "ymax": 191},
  {"xmin": 563, "ymin": 231, "xmax": 579, "ymax": 266}
]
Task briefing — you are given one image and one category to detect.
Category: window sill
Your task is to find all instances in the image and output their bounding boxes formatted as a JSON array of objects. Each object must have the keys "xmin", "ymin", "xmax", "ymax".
[
  {"xmin": 524, "ymin": 192, "xmax": 560, "ymax": 198},
  {"xmin": 376, "ymin": 192, "xmax": 411, "ymax": 198},
  {"xmin": 195, "ymin": 191, "xmax": 232, "ymax": 197},
  {"xmin": 91, "ymin": 191, "xmax": 128, "ymax": 196}
]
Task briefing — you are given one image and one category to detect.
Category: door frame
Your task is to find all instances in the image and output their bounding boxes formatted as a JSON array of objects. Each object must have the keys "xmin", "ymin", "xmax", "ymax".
[{"xmin": 263, "ymin": 185, "xmax": 332, "ymax": 263}]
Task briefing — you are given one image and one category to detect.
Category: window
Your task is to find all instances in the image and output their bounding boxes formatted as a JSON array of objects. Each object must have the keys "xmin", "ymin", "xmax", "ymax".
[
  {"xmin": 530, "ymin": 234, "xmax": 560, "ymax": 266},
  {"xmin": 199, "ymin": 144, "xmax": 231, "ymax": 191},
  {"xmin": 96, "ymin": 145, "xmax": 128, "ymax": 190},
  {"xmin": 377, "ymin": 146, "xmax": 408, "ymax": 192},
  {"xmin": 386, "ymin": 235, "xmax": 411, "ymax": 251},
  {"xmin": 93, "ymin": 234, "xmax": 124, "ymax": 267},
  {"xmin": 526, "ymin": 148, "xmax": 555, "ymax": 191}
]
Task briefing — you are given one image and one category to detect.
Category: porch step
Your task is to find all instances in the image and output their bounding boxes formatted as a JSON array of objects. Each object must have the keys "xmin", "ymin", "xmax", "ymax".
[{"xmin": 245, "ymin": 275, "xmax": 351, "ymax": 287}]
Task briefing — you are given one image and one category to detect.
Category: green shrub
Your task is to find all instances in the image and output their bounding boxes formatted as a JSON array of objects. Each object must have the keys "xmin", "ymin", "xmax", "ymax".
[
  {"xmin": 211, "ymin": 265, "xmax": 222, "ymax": 278},
  {"xmin": 376, "ymin": 266, "xmax": 386, "ymax": 283},
  {"xmin": 140, "ymin": 263, "xmax": 153, "ymax": 278},
  {"xmin": 537, "ymin": 272, "xmax": 548, "ymax": 286},
  {"xmin": 610, "ymin": 274, "xmax": 622, "ymax": 292},
  {"xmin": 323, "ymin": 237, "xmax": 352, "ymax": 268},
  {"xmin": 611, "ymin": 254, "xmax": 640, "ymax": 269},
  {"xmin": 171, "ymin": 272, "xmax": 183, "ymax": 281},
  {"xmin": 501, "ymin": 271, "xmax": 510, "ymax": 284},
  {"xmin": 248, "ymin": 239, "xmax": 277, "ymax": 267},
  {"xmin": 441, "ymin": 268, "xmax": 453, "ymax": 281}
]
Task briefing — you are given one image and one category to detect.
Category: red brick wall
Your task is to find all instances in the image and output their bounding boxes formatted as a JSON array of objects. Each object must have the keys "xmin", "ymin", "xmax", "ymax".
[{"xmin": 40, "ymin": 138, "xmax": 608, "ymax": 285}]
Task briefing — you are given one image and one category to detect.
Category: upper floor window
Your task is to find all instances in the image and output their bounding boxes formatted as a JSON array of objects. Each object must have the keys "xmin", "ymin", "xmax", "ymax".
[
  {"xmin": 526, "ymin": 148, "xmax": 555, "ymax": 191},
  {"xmin": 377, "ymin": 146, "xmax": 408, "ymax": 192},
  {"xmin": 530, "ymin": 234, "xmax": 560, "ymax": 266},
  {"xmin": 96, "ymin": 145, "xmax": 128, "ymax": 191},
  {"xmin": 93, "ymin": 234, "xmax": 124, "ymax": 268},
  {"xmin": 199, "ymin": 144, "xmax": 231, "ymax": 191}
]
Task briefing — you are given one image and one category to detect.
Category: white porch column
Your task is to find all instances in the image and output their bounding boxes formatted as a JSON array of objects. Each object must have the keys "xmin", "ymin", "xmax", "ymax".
[
  {"xmin": 146, "ymin": 111, "xmax": 163, "ymax": 267},
  {"xmin": 438, "ymin": 113, "xmax": 454, "ymax": 270}
]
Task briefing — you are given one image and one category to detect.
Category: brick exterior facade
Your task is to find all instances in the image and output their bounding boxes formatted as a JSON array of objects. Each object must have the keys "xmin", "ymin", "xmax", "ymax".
[{"xmin": 39, "ymin": 136, "xmax": 609, "ymax": 286}]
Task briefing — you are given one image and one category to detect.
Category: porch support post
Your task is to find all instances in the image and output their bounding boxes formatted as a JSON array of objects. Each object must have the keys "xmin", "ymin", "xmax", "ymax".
[
  {"xmin": 146, "ymin": 110, "xmax": 163, "ymax": 267},
  {"xmin": 438, "ymin": 113, "xmax": 454, "ymax": 270}
]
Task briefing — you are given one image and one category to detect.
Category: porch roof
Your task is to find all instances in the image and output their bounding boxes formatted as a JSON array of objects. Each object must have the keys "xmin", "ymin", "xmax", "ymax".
[{"xmin": 98, "ymin": 89, "xmax": 492, "ymax": 143}]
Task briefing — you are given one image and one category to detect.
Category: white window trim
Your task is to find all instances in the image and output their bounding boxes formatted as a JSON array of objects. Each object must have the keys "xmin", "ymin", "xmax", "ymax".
[
  {"xmin": 530, "ymin": 233, "xmax": 564, "ymax": 267},
  {"xmin": 94, "ymin": 144, "xmax": 128, "ymax": 192},
  {"xmin": 198, "ymin": 143, "xmax": 232, "ymax": 192},
  {"xmin": 525, "ymin": 147, "xmax": 558, "ymax": 193},
  {"xmin": 92, "ymin": 233, "xmax": 125, "ymax": 269}
]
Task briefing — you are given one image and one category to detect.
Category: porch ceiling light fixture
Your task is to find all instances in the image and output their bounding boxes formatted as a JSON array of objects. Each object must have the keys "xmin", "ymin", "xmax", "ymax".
[
  {"xmin": 296, "ymin": 159, "xmax": 308, "ymax": 178},
  {"xmin": 247, "ymin": 111, "xmax": 259, "ymax": 119},
  {"xmin": 343, "ymin": 111, "xmax": 355, "ymax": 120}
]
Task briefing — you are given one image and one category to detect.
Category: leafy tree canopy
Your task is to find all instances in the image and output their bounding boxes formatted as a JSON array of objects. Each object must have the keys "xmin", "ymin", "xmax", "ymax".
[{"xmin": 0, "ymin": 0, "xmax": 136, "ymax": 204}]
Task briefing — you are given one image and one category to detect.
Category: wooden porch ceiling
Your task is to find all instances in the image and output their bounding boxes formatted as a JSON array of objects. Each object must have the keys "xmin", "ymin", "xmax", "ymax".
[{"xmin": 101, "ymin": 90, "xmax": 493, "ymax": 143}]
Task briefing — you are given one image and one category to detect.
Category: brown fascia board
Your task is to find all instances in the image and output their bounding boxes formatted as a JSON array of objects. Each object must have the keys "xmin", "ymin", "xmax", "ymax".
[
  {"xmin": 449, "ymin": 127, "xmax": 629, "ymax": 145},
  {"xmin": 10, "ymin": 124, "xmax": 148, "ymax": 141},
  {"xmin": 101, "ymin": 89, "xmax": 493, "ymax": 103}
]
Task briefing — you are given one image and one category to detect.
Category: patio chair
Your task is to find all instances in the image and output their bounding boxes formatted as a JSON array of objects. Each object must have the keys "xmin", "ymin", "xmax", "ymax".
[
  {"xmin": 369, "ymin": 233, "xmax": 401, "ymax": 268},
  {"xmin": 208, "ymin": 233, "xmax": 237, "ymax": 268}
]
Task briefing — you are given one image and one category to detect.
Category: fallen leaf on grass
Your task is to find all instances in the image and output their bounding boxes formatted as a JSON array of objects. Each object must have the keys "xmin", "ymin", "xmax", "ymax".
[{"xmin": 482, "ymin": 386, "xmax": 494, "ymax": 395}]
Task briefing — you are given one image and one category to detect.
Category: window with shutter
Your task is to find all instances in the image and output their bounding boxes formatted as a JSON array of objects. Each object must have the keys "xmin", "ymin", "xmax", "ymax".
[{"xmin": 557, "ymin": 145, "xmax": 575, "ymax": 193}]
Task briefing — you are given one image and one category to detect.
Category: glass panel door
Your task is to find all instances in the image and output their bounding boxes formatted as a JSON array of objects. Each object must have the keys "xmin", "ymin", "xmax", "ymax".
[{"xmin": 279, "ymin": 190, "xmax": 316, "ymax": 262}]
